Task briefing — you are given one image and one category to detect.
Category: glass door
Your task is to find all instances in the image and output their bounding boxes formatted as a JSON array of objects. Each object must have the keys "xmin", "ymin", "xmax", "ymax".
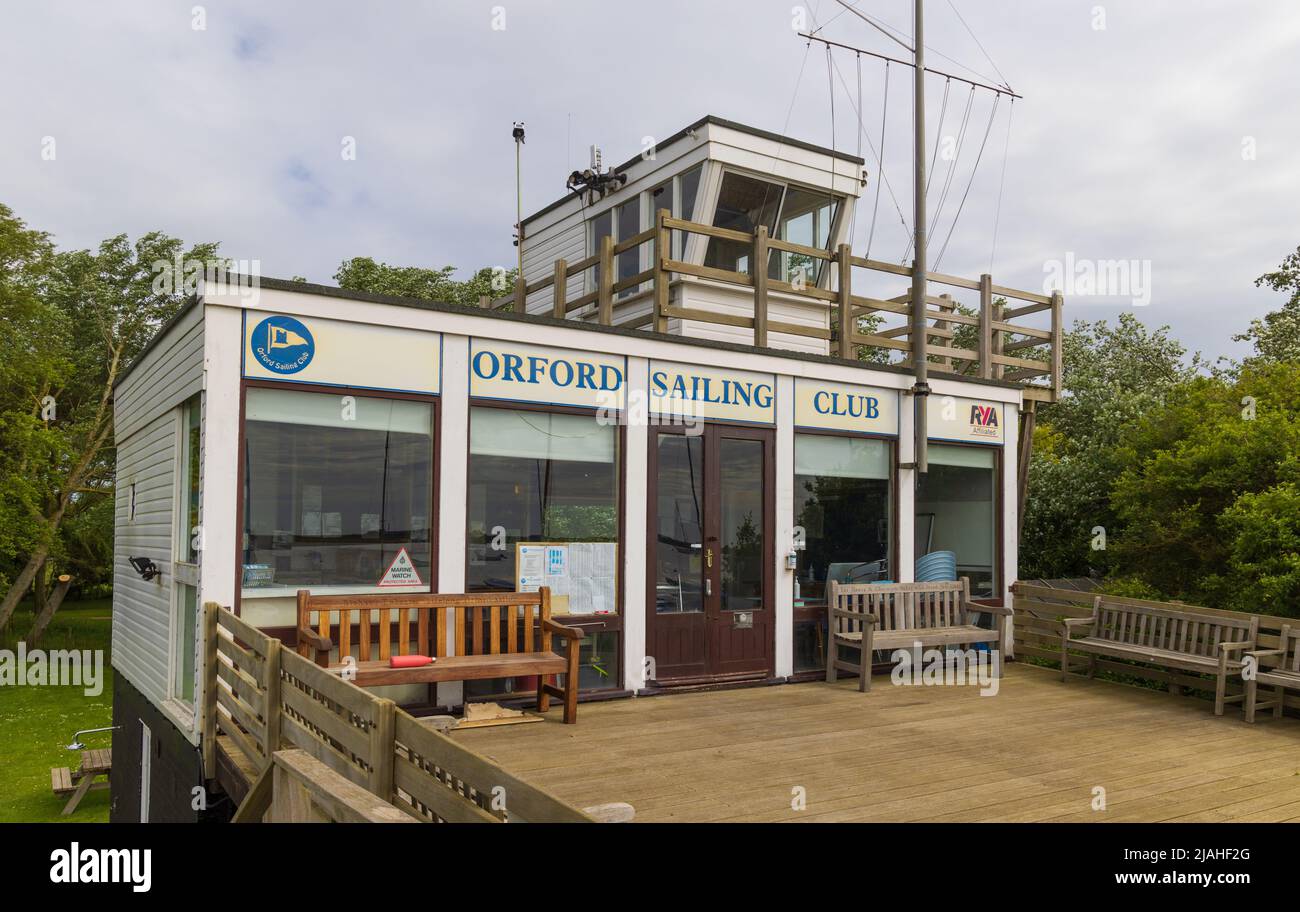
[{"xmin": 648, "ymin": 425, "xmax": 772, "ymax": 684}]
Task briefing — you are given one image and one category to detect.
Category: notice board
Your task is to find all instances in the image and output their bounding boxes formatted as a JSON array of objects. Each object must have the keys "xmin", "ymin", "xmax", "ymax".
[{"xmin": 515, "ymin": 542, "xmax": 617, "ymax": 616}]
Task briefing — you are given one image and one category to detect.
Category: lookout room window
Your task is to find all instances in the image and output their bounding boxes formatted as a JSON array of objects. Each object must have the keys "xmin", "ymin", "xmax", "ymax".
[
  {"xmin": 616, "ymin": 198, "xmax": 640, "ymax": 298},
  {"xmin": 241, "ymin": 387, "xmax": 434, "ymax": 593},
  {"xmin": 914, "ymin": 444, "xmax": 997, "ymax": 599},
  {"xmin": 704, "ymin": 172, "xmax": 782, "ymax": 275},
  {"xmin": 775, "ymin": 186, "xmax": 839, "ymax": 287},
  {"xmin": 704, "ymin": 171, "xmax": 841, "ymax": 283}
]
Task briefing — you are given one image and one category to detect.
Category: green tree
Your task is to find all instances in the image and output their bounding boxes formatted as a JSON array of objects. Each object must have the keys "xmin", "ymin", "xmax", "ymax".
[
  {"xmin": 1234, "ymin": 246, "xmax": 1300, "ymax": 363},
  {"xmin": 1019, "ymin": 313, "xmax": 1202, "ymax": 579},
  {"xmin": 0, "ymin": 210, "xmax": 221, "ymax": 633},
  {"xmin": 334, "ymin": 258, "xmax": 516, "ymax": 307},
  {"xmin": 1107, "ymin": 362, "xmax": 1300, "ymax": 615}
]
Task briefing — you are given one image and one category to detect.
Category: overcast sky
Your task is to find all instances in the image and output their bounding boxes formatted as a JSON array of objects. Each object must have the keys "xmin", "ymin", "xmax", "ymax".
[{"xmin": 3, "ymin": 0, "xmax": 1297, "ymax": 361}]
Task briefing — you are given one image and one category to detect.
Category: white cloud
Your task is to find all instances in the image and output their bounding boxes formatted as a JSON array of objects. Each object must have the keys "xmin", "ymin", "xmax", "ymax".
[{"xmin": 1, "ymin": 0, "xmax": 1295, "ymax": 360}]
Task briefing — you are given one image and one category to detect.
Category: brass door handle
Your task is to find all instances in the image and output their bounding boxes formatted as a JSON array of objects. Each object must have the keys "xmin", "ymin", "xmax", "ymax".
[{"xmin": 706, "ymin": 547, "xmax": 713, "ymax": 569}]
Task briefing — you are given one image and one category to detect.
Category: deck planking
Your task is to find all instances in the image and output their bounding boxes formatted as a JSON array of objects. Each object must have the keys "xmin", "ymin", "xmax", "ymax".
[{"xmin": 454, "ymin": 663, "xmax": 1300, "ymax": 823}]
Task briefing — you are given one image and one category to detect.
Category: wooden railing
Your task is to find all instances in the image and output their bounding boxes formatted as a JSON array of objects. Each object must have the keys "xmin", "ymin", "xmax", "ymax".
[
  {"xmin": 201, "ymin": 604, "xmax": 596, "ymax": 823},
  {"xmin": 1011, "ymin": 582, "xmax": 1300, "ymax": 713},
  {"xmin": 497, "ymin": 209, "xmax": 1063, "ymax": 402}
]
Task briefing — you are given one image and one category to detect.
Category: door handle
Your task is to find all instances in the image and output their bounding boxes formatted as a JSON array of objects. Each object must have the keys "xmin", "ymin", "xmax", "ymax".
[
  {"xmin": 706, "ymin": 547, "xmax": 713, "ymax": 569},
  {"xmin": 705, "ymin": 578, "xmax": 712, "ymax": 597}
]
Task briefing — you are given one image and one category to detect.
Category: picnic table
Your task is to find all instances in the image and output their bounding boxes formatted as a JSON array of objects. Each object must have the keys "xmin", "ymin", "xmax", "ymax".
[{"xmin": 51, "ymin": 748, "xmax": 112, "ymax": 816}]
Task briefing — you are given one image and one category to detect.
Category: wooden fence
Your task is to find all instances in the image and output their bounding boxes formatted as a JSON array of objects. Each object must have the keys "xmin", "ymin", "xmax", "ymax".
[
  {"xmin": 201, "ymin": 604, "xmax": 594, "ymax": 823},
  {"xmin": 494, "ymin": 209, "xmax": 1063, "ymax": 403},
  {"xmin": 1012, "ymin": 582, "xmax": 1300, "ymax": 713}
]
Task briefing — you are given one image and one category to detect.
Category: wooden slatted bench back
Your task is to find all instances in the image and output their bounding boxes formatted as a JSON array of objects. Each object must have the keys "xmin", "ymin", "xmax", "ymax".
[
  {"xmin": 1090, "ymin": 599, "xmax": 1257, "ymax": 656},
  {"xmin": 1262, "ymin": 625, "xmax": 1300, "ymax": 673},
  {"xmin": 297, "ymin": 588, "xmax": 555, "ymax": 665},
  {"xmin": 829, "ymin": 579, "xmax": 971, "ymax": 635}
]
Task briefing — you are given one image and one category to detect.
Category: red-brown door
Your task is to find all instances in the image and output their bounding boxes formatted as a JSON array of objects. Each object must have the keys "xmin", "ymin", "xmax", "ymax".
[{"xmin": 647, "ymin": 424, "xmax": 773, "ymax": 685}]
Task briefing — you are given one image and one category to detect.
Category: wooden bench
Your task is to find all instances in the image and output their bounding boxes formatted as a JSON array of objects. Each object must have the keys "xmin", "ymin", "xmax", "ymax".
[
  {"xmin": 1060, "ymin": 596, "xmax": 1258, "ymax": 715},
  {"xmin": 296, "ymin": 587, "xmax": 583, "ymax": 724},
  {"xmin": 1243, "ymin": 624, "xmax": 1300, "ymax": 723},
  {"xmin": 51, "ymin": 748, "xmax": 112, "ymax": 816},
  {"xmin": 826, "ymin": 579, "xmax": 1010, "ymax": 692}
]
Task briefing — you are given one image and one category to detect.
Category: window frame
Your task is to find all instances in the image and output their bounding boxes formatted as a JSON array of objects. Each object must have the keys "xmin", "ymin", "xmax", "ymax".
[
  {"xmin": 706, "ymin": 166, "xmax": 846, "ymax": 287},
  {"xmin": 464, "ymin": 397, "xmax": 627, "ymax": 695},
  {"xmin": 791, "ymin": 426, "xmax": 898, "ymax": 621},
  {"xmin": 167, "ymin": 393, "xmax": 202, "ymax": 715},
  {"xmin": 232, "ymin": 378, "xmax": 441, "ymax": 615},
  {"xmin": 585, "ymin": 162, "xmax": 708, "ymax": 297},
  {"xmin": 914, "ymin": 439, "xmax": 1003, "ymax": 601}
]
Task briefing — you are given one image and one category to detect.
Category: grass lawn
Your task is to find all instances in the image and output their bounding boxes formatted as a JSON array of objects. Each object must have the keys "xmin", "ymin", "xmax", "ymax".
[{"xmin": 0, "ymin": 598, "xmax": 114, "ymax": 823}]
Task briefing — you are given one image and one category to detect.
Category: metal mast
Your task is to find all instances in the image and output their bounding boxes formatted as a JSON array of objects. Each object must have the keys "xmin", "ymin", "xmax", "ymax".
[{"xmin": 910, "ymin": 0, "xmax": 929, "ymax": 474}]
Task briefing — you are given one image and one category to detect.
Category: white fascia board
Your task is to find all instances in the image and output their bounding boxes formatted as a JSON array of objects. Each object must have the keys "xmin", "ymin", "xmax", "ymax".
[
  {"xmin": 209, "ymin": 284, "xmax": 1022, "ymax": 404},
  {"xmin": 703, "ymin": 124, "xmax": 865, "ymax": 199}
]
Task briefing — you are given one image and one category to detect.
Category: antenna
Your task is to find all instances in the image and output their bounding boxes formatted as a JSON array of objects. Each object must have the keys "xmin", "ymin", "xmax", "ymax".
[
  {"xmin": 513, "ymin": 122, "xmax": 525, "ymax": 282},
  {"xmin": 566, "ymin": 143, "xmax": 627, "ymax": 204}
]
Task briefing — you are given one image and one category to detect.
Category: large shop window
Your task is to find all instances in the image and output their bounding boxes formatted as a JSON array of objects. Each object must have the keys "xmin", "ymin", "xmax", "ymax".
[
  {"xmin": 241, "ymin": 388, "xmax": 434, "ymax": 593},
  {"xmin": 466, "ymin": 407, "xmax": 621, "ymax": 693},
  {"xmin": 914, "ymin": 444, "xmax": 997, "ymax": 598},
  {"xmin": 793, "ymin": 434, "xmax": 892, "ymax": 600}
]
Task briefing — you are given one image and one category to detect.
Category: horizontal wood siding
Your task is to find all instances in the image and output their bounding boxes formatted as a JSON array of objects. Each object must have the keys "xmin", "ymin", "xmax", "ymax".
[
  {"xmin": 522, "ymin": 220, "xmax": 585, "ymax": 314},
  {"xmin": 111, "ymin": 304, "xmax": 205, "ymax": 712}
]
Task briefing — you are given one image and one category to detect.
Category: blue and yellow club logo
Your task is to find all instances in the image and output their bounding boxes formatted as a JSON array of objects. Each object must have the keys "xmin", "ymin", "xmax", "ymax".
[{"xmin": 251, "ymin": 315, "xmax": 315, "ymax": 374}]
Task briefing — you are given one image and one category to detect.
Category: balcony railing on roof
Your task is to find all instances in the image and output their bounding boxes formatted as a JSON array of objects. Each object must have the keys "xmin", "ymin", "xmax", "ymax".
[{"xmin": 490, "ymin": 209, "xmax": 1063, "ymax": 403}]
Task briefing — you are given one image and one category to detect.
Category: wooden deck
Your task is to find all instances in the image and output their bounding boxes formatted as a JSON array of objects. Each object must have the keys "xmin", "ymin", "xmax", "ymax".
[{"xmin": 453, "ymin": 663, "xmax": 1300, "ymax": 822}]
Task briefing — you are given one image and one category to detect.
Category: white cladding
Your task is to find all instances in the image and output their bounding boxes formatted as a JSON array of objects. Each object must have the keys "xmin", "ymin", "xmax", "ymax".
[
  {"xmin": 111, "ymin": 301, "xmax": 204, "ymax": 728},
  {"xmin": 519, "ymin": 118, "xmax": 863, "ymax": 355}
]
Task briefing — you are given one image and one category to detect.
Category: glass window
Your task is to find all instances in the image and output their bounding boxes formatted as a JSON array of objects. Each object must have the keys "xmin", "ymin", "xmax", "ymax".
[
  {"xmin": 174, "ymin": 585, "xmax": 197, "ymax": 705},
  {"xmin": 679, "ymin": 164, "xmax": 702, "ymax": 222},
  {"xmin": 616, "ymin": 197, "xmax": 640, "ymax": 297},
  {"xmin": 793, "ymin": 434, "xmax": 892, "ymax": 605},
  {"xmin": 648, "ymin": 179, "xmax": 674, "ymax": 267},
  {"xmin": 648, "ymin": 180, "xmax": 673, "ymax": 222},
  {"xmin": 182, "ymin": 395, "xmax": 201, "ymax": 562},
  {"xmin": 774, "ymin": 186, "xmax": 839, "ymax": 286},
  {"xmin": 704, "ymin": 172, "xmax": 783, "ymax": 274},
  {"xmin": 654, "ymin": 434, "xmax": 703, "ymax": 614},
  {"xmin": 915, "ymin": 444, "xmax": 997, "ymax": 598},
  {"xmin": 173, "ymin": 394, "xmax": 202, "ymax": 708},
  {"xmin": 241, "ymin": 388, "xmax": 434, "ymax": 592},
  {"xmin": 589, "ymin": 209, "xmax": 613, "ymax": 291},
  {"xmin": 466, "ymin": 408, "xmax": 618, "ymax": 601}
]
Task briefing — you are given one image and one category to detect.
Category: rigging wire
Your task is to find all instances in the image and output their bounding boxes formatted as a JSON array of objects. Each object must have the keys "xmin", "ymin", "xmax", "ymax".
[
  {"xmin": 935, "ymin": 92, "xmax": 1001, "ymax": 270},
  {"xmin": 826, "ymin": 51, "xmax": 911, "ymax": 252},
  {"xmin": 845, "ymin": 7, "xmax": 1007, "ymax": 91},
  {"xmin": 864, "ymin": 59, "xmax": 891, "ymax": 260},
  {"xmin": 920, "ymin": 84, "xmax": 975, "ymax": 260},
  {"xmin": 902, "ymin": 82, "xmax": 971, "ymax": 264},
  {"xmin": 924, "ymin": 79, "xmax": 952, "ymax": 206},
  {"xmin": 826, "ymin": 43, "xmax": 838, "ymax": 253},
  {"xmin": 850, "ymin": 51, "xmax": 863, "ymax": 247},
  {"xmin": 945, "ymin": 0, "xmax": 1013, "ymax": 92},
  {"xmin": 988, "ymin": 96, "xmax": 1015, "ymax": 274}
]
